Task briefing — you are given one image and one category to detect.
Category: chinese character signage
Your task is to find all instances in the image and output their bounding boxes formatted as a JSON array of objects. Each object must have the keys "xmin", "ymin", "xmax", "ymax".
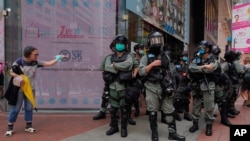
[{"xmin": 22, "ymin": 0, "xmax": 116, "ymax": 109}]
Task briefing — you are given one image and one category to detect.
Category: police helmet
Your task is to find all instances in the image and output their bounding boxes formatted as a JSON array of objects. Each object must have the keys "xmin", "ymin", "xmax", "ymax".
[
  {"xmin": 114, "ymin": 34, "xmax": 128, "ymax": 45},
  {"xmin": 199, "ymin": 40, "xmax": 212, "ymax": 51},
  {"xmin": 235, "ymin": 50, "xmax": 242, "ymax": 56},
  {"xmin": 211, "ymin": 45, "xmax": 221, "ymax": 56},
  {"xmin": 113, "ymin": 34, "xmax": 129, "ymax": 51},
  {"xmin": 235, "ymin": 50, "xmax": 243, "ymax": 60},
  {"xmin": 134, "ymin": 44, "xmax": 144, "ymax": 52},
  {"xmin": 147, "ymin": 31, "xmax": 164, "ymax": 48},
  {"xmin": 177, "ymin": 51, "xmax": 188, "ymax": 61},
  {"xmin": 109, "ymin": 40, "xmax": 115, "ymax": 50},
  {"xmin": 224, "ymin": 50, "xmax": 237, "ymax": 61}
]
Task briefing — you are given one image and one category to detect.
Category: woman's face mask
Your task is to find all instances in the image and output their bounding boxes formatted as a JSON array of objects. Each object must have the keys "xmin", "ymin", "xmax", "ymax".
[
  {"xmin": 139, "ymin": 49, "xmax": 144, "ymax": 56},
  {"xmin": 115, "ymin": 43, "xmax": 125, "ymax": 52}
]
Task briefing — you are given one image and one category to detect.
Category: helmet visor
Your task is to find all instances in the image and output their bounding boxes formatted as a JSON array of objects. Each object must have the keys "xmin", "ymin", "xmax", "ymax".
[{"xmin": 150, "ymin": 36, "xmax": 164, "ymax": 46}]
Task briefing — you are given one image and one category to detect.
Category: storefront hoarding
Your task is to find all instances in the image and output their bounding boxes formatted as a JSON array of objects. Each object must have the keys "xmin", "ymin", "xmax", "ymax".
[{"xmin": 22, "ymin": 0, "xmax": 116, "ymax": 109}]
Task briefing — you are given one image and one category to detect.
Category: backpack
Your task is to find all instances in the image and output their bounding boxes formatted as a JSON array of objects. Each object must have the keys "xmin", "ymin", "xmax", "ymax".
[{"xmin": 243, "ymin": 68, "xmax": 250, "ymax": 83}]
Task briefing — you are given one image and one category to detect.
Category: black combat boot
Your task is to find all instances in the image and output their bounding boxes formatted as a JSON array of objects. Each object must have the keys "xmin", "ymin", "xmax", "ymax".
[
  {"xmin": 205, "ymin": 124, "xmax": 212, "ymax": 136},
  {"xmin": 127, "ymin": 118, "xmax": 136, "ymax": 125},
  {"xmin": 228, "ymin": 96, "xmax": 240, "ymax": 115},
  {"xmin": 168, "ymin": 122, "xmax": 186, "ymax": 141},
  {"xmin": 149, "ymin": 112, "xmax": 158, "ymax": 141},
  {"xmin": 93, "ymin": 111, "xmax": 106, "ymax": 120},
  {"xmin": 126, "ymin": 103, "xmax": 136, "ymax": 125},
  {"xmin": 106, "ymin": 107, "xmax": 119, "ymax": 136},
  {"xmin": 183, "ymin": 102, "xmax": 192, "ymax": 121},
  {"xmin": 219, "ymin": 102, "xmax": 232, "ymax": 127},
  {"xmin": 189, "ymin": 120, "xmax": 199, "ymax": 133},
  {"xmin": 120, "ymin": 106, "xmax": 128, "ymax": 137}
]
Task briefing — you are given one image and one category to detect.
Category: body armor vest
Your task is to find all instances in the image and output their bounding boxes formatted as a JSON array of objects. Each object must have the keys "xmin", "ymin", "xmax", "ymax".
[
  {"xmin": 189, "ymin": 56, "xmax": 215, "ymax": 82},
  {"xmin": 146, "ymin": 53, "xmax": 161, "ymax": 82},
  {"xmin": 111, "ymin": 52, "xmax": 132, "ymax": 82}
]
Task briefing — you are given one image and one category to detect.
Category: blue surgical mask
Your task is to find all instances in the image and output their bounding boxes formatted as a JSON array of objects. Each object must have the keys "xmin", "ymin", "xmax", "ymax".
[
  {"xmin": 182, "ymin": 56, "xmax": 188, "ymax": 62},
  {"xmin": 198, "ymin": 49, "xmax": 205, "ymax": 55},
  {"xmin": 115, "ymin": 43, "xmax": 125, "ymax": 52}
]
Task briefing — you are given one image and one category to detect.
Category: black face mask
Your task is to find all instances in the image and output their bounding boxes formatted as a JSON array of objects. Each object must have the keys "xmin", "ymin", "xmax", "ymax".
[{"xmin": 149, "ymin": 46, "xmax": 161, "ymax": 56}]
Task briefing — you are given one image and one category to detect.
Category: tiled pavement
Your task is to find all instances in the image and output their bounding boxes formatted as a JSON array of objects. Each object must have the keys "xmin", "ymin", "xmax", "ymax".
[{"xmin": 0, "ymin": 96, "xmax": 250, "ymax": 141}]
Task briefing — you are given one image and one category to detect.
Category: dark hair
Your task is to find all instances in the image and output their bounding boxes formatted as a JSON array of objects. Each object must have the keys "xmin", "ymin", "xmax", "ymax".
[{"xmin": 23, "ymin": 46, "xmax": 37, "ymax": 58}]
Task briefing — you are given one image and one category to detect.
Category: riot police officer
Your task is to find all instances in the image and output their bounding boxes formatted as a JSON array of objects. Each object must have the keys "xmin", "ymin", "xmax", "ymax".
[
  {"xmin": 173, "ymin": 51, "xmax": 192, "ymax": 121},
  {"xmin": 221, "ymin": 50, "xmax": 245, "ymax": 117},
  {"xmin": 93, "ymin": 41, "xmax": 115, "ymax": 120},
  {"xmin": 188, "ymin": 40, "xmax": 218, "ymax": 136},
  {"xmin": 101, "ymin": 35, "xmax": 134, "ymax": 137},
  {"xmin": 125, "ymin": 44, "xmax": 144, "ymax": 125},
  {"xmin": 131, "ymin": 44, "xmax": 145, "ymax": 117},
  {"xmin": 139, "ymin": 31, "xmax": 185, "ymax": 141},
  {"xmin": 211, "ymin": 45, "xmax": 232, "ymax": 126}
]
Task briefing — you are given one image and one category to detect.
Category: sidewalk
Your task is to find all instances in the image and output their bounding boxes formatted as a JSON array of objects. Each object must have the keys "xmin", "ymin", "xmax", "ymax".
[{"xmin": 0, "ymin": 97, "xmax": 249, "ymax": 141}]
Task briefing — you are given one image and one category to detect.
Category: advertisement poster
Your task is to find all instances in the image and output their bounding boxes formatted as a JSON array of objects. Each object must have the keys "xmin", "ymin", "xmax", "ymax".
[
  {"xmin": 22, "ymin": 0, "xmax": 116, "ymax": 109},
  {"xmin": 127, "ymin": 0, "xmax": 185, "ymax": 41},
  {"xmin": 232, "ymin": 2, "xmax": 250, "ymax": 53}
]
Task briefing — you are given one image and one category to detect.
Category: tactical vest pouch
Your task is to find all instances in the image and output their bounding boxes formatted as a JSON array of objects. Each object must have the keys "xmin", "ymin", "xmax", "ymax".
[
  {"xmin": 118, "ymin": 71, "xmax": 132, "ymax": 83},
  {"xmin": 161, "ymin": 73, "xmax": 174, "ymax": 97},
  {"xmin": 102, "ymin": 71, "xmax": 116, "ymax": 84},
  {"xmin": 188, "ymin": 71, "xmax": 203, "ymax": 81},
  {"xmin": 147, "ymin": 67, "xmax": 161, "ymax": 82},
  {"xmin": 125, "ymin": 82, "xmax": 140, "ymax": 100}
]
